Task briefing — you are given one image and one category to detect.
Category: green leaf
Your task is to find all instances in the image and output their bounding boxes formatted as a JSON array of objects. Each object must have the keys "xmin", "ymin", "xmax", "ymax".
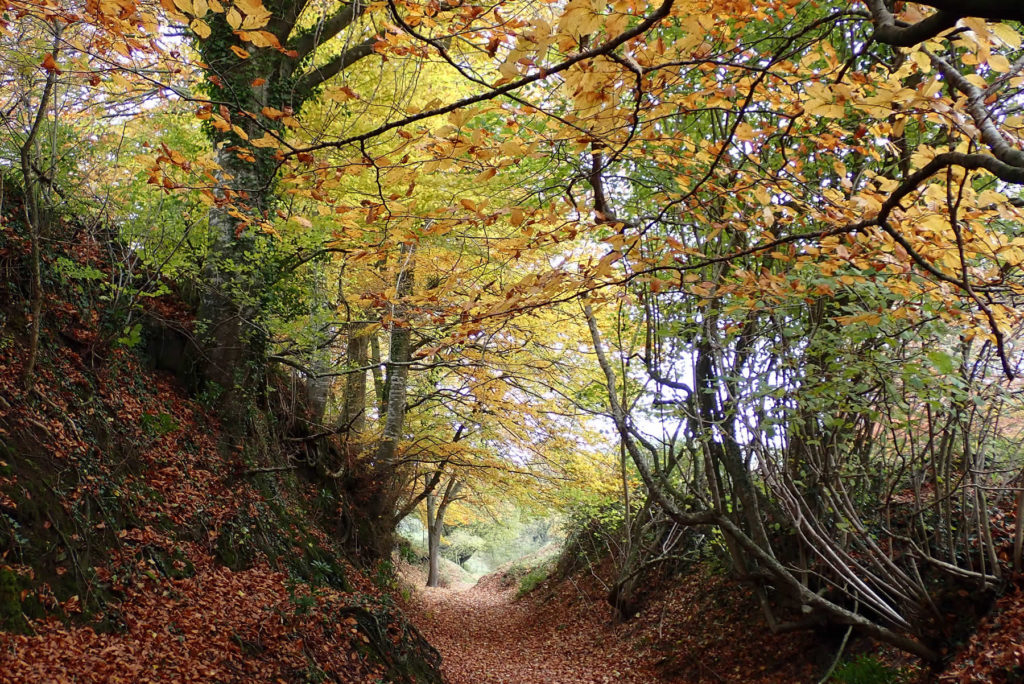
[{"xmin": 927, "ymin": 350, "xmax": 955, "ymax": 375}]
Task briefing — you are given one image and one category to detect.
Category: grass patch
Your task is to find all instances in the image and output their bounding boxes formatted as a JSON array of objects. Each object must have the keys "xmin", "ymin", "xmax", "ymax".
[
  {"xmin": 831, "ymin": 655, "xmax": 910, "ymax": 684},
  {"xmin": 516, "ymin": 562, "xmax": 551, "ymax": 597}
]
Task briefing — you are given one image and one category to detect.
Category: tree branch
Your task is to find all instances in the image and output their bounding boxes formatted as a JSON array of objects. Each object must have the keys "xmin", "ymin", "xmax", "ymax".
[
  {"xmin": 393, "ymin": 425, "xmax": 467, "ymax": 523},
  {"xmin": 926, "ymin": 48, "xmax": 1024, "ymax": 168},
  {"xmin": 866, "ymin": 0, "xmax": 958, "ymax": 47},
  {"xmin": 296, "ymin": 36, "xmax": 379, "ymax": 95},
  {"xmin": 290, "ymin": 0, "xmax": 675, "ymax": 156},
  {"xmin": 289, "ymin": 0, "xmax": 369, "ymax": 60}
]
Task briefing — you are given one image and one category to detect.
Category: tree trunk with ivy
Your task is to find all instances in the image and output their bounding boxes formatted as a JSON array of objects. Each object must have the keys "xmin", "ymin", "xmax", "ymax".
[{"xmin": 193, "ymin": 0, "xmax": 376, "ymax": 441}]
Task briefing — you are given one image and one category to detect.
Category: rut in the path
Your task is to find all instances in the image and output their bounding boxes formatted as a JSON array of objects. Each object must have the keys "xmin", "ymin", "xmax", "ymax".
[{"xmin": 405, "ymin": 578, "xmax": 659, "ymax": 684}]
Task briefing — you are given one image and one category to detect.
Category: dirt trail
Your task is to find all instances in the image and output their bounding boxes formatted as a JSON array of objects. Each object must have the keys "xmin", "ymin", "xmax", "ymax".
[{"xmin": 405, "ymin": 576, "xmax": 659, "ymax": 684}]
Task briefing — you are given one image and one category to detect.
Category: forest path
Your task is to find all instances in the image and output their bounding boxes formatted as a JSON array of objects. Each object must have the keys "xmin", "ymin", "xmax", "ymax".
[{"xmin": 404, "ymin": 573, "xmax": 660, "ymax": 684}]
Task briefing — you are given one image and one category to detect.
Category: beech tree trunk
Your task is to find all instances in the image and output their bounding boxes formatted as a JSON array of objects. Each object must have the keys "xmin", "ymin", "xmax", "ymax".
[
  {"xmin": 196, "ymin": 147, "xmax": 275, "ymax": 442},
  {"xmin": 426, "ymin": 493, "xmax": 441, "ymax": 588},
  {"xmin": 340, "ymin": 321, "xmax": 370, "ymax": 450},
  {"xmin": 376, "ymin": 242, "xmax": 415, "ymax": 466},
  {"xmin": 344, "ymin": 244, "xmax": 416, "ymax": 565},
  {"xmin": 426, "ymin": 478, "xmax": 463, "ymax": 588}
]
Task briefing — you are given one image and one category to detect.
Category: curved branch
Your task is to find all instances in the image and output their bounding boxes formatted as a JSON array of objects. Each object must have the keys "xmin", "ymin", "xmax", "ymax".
[
  {"xmin": 866, "ymin": 0, "xmax": 958, "ymax": 47},
  {"xmin": 296, "ymin": 36, "xmax": 378, "ymax": 95},
  {"xmin": 289, "ymin": 0, "xmax": 368, "ymax": 60},
  {"xmin": 927, "ymin": 49, "xmax": 1024, "ymax": 169},
  {"xmin": 289, "ymin": 0, "xmax": 675, "ymax": 156}
]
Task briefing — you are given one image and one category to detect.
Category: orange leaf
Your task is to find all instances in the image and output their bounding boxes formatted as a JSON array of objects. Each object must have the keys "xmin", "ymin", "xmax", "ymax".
[{"xmin": 41, "ymin": 53, "xmax": 61, "ymax": 74}]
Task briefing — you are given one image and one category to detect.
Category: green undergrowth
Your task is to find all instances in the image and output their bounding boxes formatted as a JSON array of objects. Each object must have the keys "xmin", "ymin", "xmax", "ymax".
[
  {"xmin": 483, "ymin": 543, "xmax": 560, "ymax": 597},
  {"xmin": 516, "ymin": 560, "xmax": 554, "ymax": 597},
  {"xmin": 830, "ymin": 655, "xmax": 913, "ymax": 684}
]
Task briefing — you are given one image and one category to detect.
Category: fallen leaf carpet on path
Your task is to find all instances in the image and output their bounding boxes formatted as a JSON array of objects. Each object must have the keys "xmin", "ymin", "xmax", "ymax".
[{"xmin": 406, "ymin": 578, "xmax": 658, "ymax": 684}]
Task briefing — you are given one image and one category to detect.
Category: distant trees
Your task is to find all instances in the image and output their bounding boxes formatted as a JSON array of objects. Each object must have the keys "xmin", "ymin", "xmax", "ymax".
[{"xmin": 425, "ymin": 476, "xmax": 463, "ymax": 587}]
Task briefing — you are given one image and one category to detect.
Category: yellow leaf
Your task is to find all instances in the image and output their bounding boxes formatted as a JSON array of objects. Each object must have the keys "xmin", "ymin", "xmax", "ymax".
[
  {"xmin": 595, "ymin": 251, "xmax": 621, "ymax": 278},
  {"xmin": 231, "ymin": 124, "xmax": 249, "ymax": 140},
  {"xmin": 209, "ymin": 115, "xmax": 231, "ymax": 132},
  {"xmin": 806, "ymin": 99, "xmax": 844, "ymax": 119},
  {"xmin": 837, "ymin": 312, "xmax": 882, "ymax": 326},
  {"xmin": 240, "ymin": 30, "xmax": 280, "ymax": 48},
  {"xmin": 172, "ymin": 0, "xmax": 191, "ymax": 14},
  {"xmin": 498, "ymin": 58, "xmax": 520, "ymax": 80},
  {"xmin": 921, "ymin": 78, "xmax": 942, "ymax": 98},
  {"xmin": 192, "ymin": 0, "xmax": 208, "ymax": 17},
  {"xmin": 233, "ymin": 0, "xmax": 264, "ymax": 15},
  {"xmin": 325, "ymin": 85, "xmax": 358, "ymax": 102},
  {"xmin": 190, "ymin": 18, "xmax": 211, "ymax": 38},
  {"xmin": 261, "ymin": 106, "xmax": 283, "ymax": 119},
  {"xmin": 733, "ymin": 122, "xmax": 756, "ymax": 141},
  {"xmin": 965, "ymin": 73, "xmax": 988, "ymax": 88},
  {"xmin": 962, "ymin": 17, "xmax": 989, "ymax": 40},
  {"xmin": 240, "ymin": 5, "xmax": 272, "ymax": 30},
  {"xmin": 242, "ymin": 15, "xmax": 268, "ymax": 29},
  {"xmin": 992, "ymin": 23, "xmax": 1022, "ymax": 49},
  {"xmin": 500, "ymin": 139, "xmax": 523, "ymax": 157},
  {"xmin": 226, "ymin": 7, "xmax": 242, "ymax": 29},
  {"xmin": 208, "ymin": 0, "xmax": 224, "ymax": 11},
  {"xmin": 250, "ymin": 133, "xmax": 278, "ymax": 148},
  {"xmin": 911, "ymin": 50, "xmax": 930, "ymax": 72},
  {"xmin": 988, "ymin": 54, "xmax": 1011, "ymax": 72}
]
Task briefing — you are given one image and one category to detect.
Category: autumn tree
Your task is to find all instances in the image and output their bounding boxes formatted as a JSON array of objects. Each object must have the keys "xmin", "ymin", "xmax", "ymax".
[
  {"xmin": 143, "ymin": 0, "xmax": 686, "ymax": 441},
  {"xmin": 0, "ymin": 1, "xmax": 186, "ymax": 376},
  {"xmin": 141, "ymin": 0, "xmax": 373, "ymax": 434},
  {"xmin": 570, "ymin": 0, "xmax": 1024, "ymax": 661}
]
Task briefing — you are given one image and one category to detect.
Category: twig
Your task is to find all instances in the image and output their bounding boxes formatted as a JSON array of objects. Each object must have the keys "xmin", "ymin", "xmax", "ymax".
[
  {"xmin": 241, "ymin": 465, "xmax": 300, "ymax": 475},
  {"xmin": 817, "ymin": 622, "xmax": 855, "ymax": 684}
]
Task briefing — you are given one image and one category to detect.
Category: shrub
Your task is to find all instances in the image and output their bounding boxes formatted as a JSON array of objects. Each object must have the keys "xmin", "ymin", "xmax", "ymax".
[
  {"xmin": 831, "ymin": 655, "xmax": 908, "ymax": 684},
  {"xmin": 516, "ymin": 560, "xmax": 553, "ymax": 598}
]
